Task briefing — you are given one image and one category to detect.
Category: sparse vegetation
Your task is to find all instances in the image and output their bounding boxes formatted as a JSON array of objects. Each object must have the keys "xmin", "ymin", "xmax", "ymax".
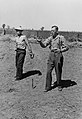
[{"xmin": 0, "ymin": 28, "xmax": 82, "ymax": 42}]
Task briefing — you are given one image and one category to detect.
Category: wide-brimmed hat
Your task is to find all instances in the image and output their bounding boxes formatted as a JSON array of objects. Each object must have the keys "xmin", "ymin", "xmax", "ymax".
[{"xmin": 15, "ymin": 27, "xmax": 23, "ymax": 31}]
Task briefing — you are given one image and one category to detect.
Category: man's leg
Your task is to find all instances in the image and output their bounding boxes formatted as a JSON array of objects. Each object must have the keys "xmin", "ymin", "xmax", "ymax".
[
  {"xmin": 45, "ymin": 52, "xmax": 55, "ymax": 91},
  {"xmin": 16, "ymin": 51, "xmax": 19, "ymax": 68},
  {"xmin": 16, "ymin": 51, "xmax": 26, "ymax": 79},
  {"xmin": 60, "ymin": 55, "xmax": 63, "ymax": 80},
  {"xmin": 54, "ymin": 53, "xmax": 63, "ymax": 90},
  {"xmin": 15, "ymin": 51, "xmax": 19, "ymax": 77}
]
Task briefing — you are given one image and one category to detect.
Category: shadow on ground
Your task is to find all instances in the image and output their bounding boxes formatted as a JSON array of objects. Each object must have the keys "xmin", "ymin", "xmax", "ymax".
[
  {"xmin": 52, "ymin": 79, "xmax": 77, "ymax": 90},
  {"xmin": 17, "ymin": 70, "xmax": 42, "ymax": 80}
]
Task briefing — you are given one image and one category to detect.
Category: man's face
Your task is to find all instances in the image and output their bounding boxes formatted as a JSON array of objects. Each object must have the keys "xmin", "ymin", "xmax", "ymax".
[
  {"xmin": 16, "ymin": 30, "xmax": 22, "ymax": 35},
  {"xmin": 51, "ymin": 27, "xmax": 58, "ymax": 36}
]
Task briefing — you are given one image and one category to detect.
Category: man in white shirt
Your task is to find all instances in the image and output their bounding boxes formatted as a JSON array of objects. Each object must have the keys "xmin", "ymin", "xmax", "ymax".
[
  {"xmin": 37, "ymin": 25, "xmax": 69, "ymax": 91},
  {"xmin": 14, "ymin": 27, "xmax": 34, "ymax": 80}
]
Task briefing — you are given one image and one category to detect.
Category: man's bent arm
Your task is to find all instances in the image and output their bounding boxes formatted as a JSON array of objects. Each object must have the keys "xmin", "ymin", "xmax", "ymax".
[
  {"xmin": 60, "ymin": 36, "xmax": 69, "ymax": 53},
  {"xmin": 61, "ymin": 46, "xmax": 69, "ymax": 52}
]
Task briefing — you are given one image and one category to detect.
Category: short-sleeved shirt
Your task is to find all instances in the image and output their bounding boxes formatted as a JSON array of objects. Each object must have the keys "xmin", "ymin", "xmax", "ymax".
[
  {"xmin": 43, "ymin": 34, "xmax": 67, "ymax": 51},
  {"xmin": 15, "ymin": 35, "xmax": 28, "ymax": 50}
]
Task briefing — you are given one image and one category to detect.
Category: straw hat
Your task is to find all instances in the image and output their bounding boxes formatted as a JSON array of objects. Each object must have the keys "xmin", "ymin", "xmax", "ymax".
[{"xmin": 15, "ymin": 27, "xmax": 23, "ymax": 31}]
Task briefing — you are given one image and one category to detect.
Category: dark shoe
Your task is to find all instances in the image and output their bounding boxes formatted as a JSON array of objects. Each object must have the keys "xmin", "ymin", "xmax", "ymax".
[
  {"xmin": 58, "ymin": 86, "xmax": 62, "ymax": 91},
  {"xmin": 15, "ymin": 76, "xmax": 22, "ymax": 81},
  {"xmin": 51, "ymin": 83, "xmax": 54, "ymax": 87},
  {"xmin": 14, "ymin": 76, "xmax": 17, "ymax": 78},
  {"xmin": 44, "ymin": 87, "xmax": 52, "ymax": 92},
  {"xmin": 51, "ymin": 82, "xmax": 57, "ymax": 89},
  {"xmin": 51, "ymin": 82, "xmax": 57, "ymax": 87},
  {"xmin": 14, "ymin": 75, "xmax": 21, "ymax": 78}
]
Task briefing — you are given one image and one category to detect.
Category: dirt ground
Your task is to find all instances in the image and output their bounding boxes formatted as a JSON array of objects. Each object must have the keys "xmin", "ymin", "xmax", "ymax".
[{"xmin": 0, "ymin": 35, "xmax": 82, "ymax": 119}]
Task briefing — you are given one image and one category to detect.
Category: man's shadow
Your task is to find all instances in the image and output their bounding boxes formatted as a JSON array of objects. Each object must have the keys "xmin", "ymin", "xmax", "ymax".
[
  {"xmin": 18, "ymin": 70, "xmax": 42, "ymax": 80},
  {"xmin": 51, "ymin": 79, "xmax": 77, "ymax": 89}
]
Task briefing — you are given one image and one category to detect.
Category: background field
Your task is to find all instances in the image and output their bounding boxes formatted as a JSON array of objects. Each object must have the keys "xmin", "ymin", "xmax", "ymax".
[{"xmin": 1, "ymin": 28, "xmax": 82, "ymax": 42}]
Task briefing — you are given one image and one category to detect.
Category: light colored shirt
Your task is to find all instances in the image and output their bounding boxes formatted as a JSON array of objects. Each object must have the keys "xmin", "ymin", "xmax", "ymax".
[
  {"xmin": 43, "ymin": 34, "xmax": 67, "ymax": 51},
  {"xmin": 15, "ymin": 35, "xmax": 27, "ymax": 49},
  {"xmin": 15, "ymin": 35, "xmax": 32, "ymax": 53}
]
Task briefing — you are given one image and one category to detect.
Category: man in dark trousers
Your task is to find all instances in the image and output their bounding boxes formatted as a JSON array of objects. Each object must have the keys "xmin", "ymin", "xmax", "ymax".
[
  {"xmin": 14, "ymin": 27, "xmax": 34, "ymax": 80},
  {"xmin": 37, "ymin": 25, "xmax": 69, "ymax": 91}
]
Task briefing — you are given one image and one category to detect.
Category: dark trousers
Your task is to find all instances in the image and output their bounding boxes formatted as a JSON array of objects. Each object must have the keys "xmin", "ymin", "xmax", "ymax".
[
  {"xmin": 45, "ymin": 51, "xmax": 63, "ymax": 90},
  {"xmin": 15, "ymin": 49, "xmax": 26, "ymax": 77}
]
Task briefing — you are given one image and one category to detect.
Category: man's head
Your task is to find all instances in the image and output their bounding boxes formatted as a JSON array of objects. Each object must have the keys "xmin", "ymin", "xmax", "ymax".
[
  {"xmin": 51, "ymin": 25, "xmax": 59, "ymax": 37},
  {"xmin": 15, "ymin": 27, "xmax": 23, "ymax": 36}
]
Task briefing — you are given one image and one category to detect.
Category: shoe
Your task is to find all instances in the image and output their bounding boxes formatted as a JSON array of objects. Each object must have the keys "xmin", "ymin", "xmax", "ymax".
[
  {"xmin": 58, "ymin": 86, "xmax": 62, "ymax": 91},
  {"xmin": 15, "ymin": 76, "xmax": 22, "ymax": 81},
  {"xmin": 51, "ymin": 82, "xmax": 57, "ymax": 87},
  {"xmin": 51, "ymin": 82, "xmax": 57, "ymax": 89},
  {"xmin": 23, "ymin": 71, "xmax": 25, "ymax": 74},
  {"xmin": 14, "ymin": 75, "xmax": 21, "ymax": 78},
  {"xmin": 14, "ymin": 76, "xmax": 17, "ymax": 78},
  {"xmin": 51, "ymin": 83, "xmax": 54, "ymax": 87},
  {"xmin": 44, "ymin": 87, "xmax": 52, "ymax": 92}
]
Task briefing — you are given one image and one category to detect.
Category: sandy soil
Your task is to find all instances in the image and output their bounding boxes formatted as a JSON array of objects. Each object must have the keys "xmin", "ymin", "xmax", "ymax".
[{"xmin": 0, "ymin": 35, "xmax": 82, "ymax": 119}]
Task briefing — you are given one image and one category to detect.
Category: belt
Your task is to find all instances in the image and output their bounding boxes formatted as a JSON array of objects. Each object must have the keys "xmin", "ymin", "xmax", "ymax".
[
  {"xmin": 51, "ymin": 49, "xmax": 58, "ymax": 52},
  {"xmin": 51, "ymin": 49, "xmax": 62, "ymax": 53},
  {"xmin": 15, "ymin": 48, "xmax": 26, "ymax": 51}
]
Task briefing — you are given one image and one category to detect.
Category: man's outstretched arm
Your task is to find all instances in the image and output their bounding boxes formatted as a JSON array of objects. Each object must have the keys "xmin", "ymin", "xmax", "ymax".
[
  {"xmin": 37, "ymin": 37, "xmax": 51, "ymax": 48},
  {"xmin": 37, "ymin": 39, "xmax": 46, "ymax": 48}
]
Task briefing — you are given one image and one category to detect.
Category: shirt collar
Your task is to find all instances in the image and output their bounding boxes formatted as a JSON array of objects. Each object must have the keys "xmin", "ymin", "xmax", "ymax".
[{"xmin": 52, "ymin": 34, "xmax": 60, "ymax": 40}]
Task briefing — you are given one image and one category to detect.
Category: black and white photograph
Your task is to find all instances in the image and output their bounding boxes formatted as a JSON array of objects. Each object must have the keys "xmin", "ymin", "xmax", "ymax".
[{"xmin": 0, "ymin": 0, "xmax": 82, "ymax": 118}]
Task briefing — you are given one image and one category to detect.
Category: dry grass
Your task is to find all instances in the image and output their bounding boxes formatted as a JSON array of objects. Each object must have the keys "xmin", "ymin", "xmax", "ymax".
[{"xmin": 0, "ymin": 35, "xmax": 82, "ymax": 119}]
